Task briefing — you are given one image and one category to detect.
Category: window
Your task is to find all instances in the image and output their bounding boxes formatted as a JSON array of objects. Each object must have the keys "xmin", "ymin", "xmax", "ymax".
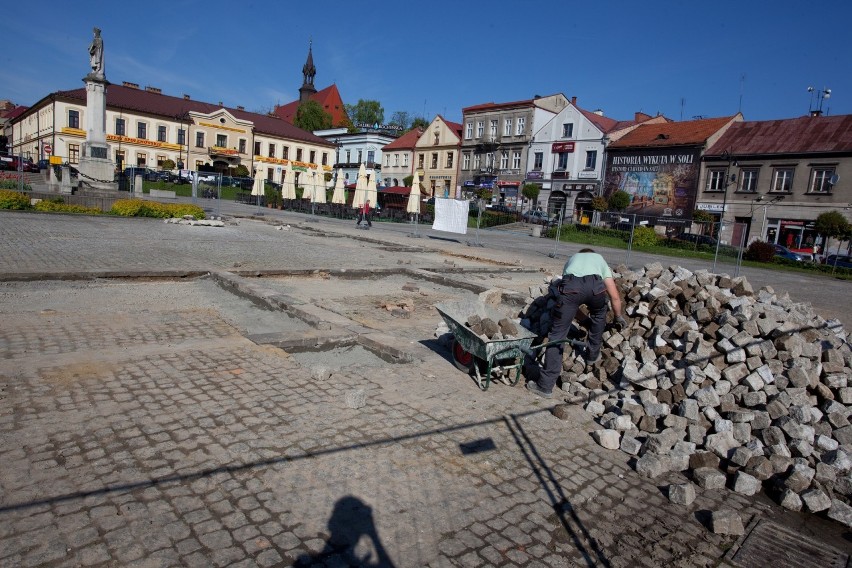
[
  {"xmin": 465, "ymin": 123, "xmax": 473, "ymax": 139},
  {"xmin": 267, "ymin": 168, "xmax": 273, "ymax": 181},
  {"xmin": 282, "ymin": 147, "xmax": 289, "ymax": 160},
  {"xmin": 321, "ymin": 152, "xmax": 328, "ymax": 166},
  {"xmin": 195, "ymin": 160, "xmax": 204, "ymax": 169},
  {"xmin": 68, "ymin": 110, "xmax": 80, "ymax": 129},
  {"xmin": 156, "ymin": 154, "xmax": 166, "ymax": 167},
  {"xmin": 771, "ymin": 168, "xmax": 794, "ymax": 192},
  {"xmin": 585, "ymin": 150, "xmax": 597, "ymax": 170},
  {"xmin": 476, "ymin": 121, "xmax": 484, "ymax": 138},
  {"xmin": 486, "ymin": 153, "xmax": 494, "ymax": 168},
  {"xmin": 345, "ymin": 150, "xmax": 351, "ymax": 163},
  {"xmin": 137, "ymin": 122, "xmax": 147, "ymax": 139},
  {"xmin": 473, "ymin": 154, "xmax": 481, "ymax": 170},
  {"xmin": 238, "ymin": 139, "xmax": 246, "ymax": 154},
  {"xmin": 562, "ymin": 123, "xmax": 574, "ymax": 138},
  {"xmin": 431, "ymin": 153, "xmax": 438, "ymax": 168},
  {"xmin": 513, "ymin": 151, "xmax": 521, "ymax": 169},
  {"xmin": 384, "ymin": 154, "xmax": 389, "ymax": 167},
  {"xmin": 446, "ymin": 152, "xmax": 454, "ymax": 169},
  {"xmin": 500, "ymin": 151, "xmax": 509, "ymax": 169},
  {"xmin": 534, "ymin": 152, "xmax": 543, "ymax": 169},
  {"xmin": 357, "ymin": 150, "xmax": 362, "ymax": 163},
  {"xmin": 705, "ymin": 169, "xmax": 727, "ymax": 191},
  {"xmin": 463, "ymin": 153, "xmax": 470, "ymax": 170},
  {"xmin": 177, "ymin": 128, "xmax": 185, "ymax": 145},
  {"xmin": 366, "ymin": 150, "xmax": 374, "ymax": 164},
  {"xmin": 557, "ymin": 152, "xmax": 569, "ymax": 170},
  {"xmin": 310, "ymin": 150, "xmax": 316, "ymax": 164},
  {"xmin": 296, "ymin": 148, "xmax": 303, "ymax": 161},
  {"xmin": 418, "ymin": 153, "xmax": 424, "ymax": 168},
  {"xmin": 504, "ymin": 119, "xmax": 512, "ymax": 137},
  {"xmin": 393, "ymin": 153, "xmax": 399, "ymax": 167},
  {"xmin": 268, "ymin": 143, "xmax": 275, "ymax": 158},
  {"xmin": 254, "ymin": 141, "xmax": 261, "ymax": 156},
  {"xmin": 402, "ymin": 154, "xmax": 408, "ymax": 167},
  {"xmin": 738, "ymin": 169, "xmax": 759, "ymax": 192},
  {"xmin": 216, "ymin": 134, "xmax": 227, "ymax": 147},
  {"xmin": 158, "ymin": 126, "xmax": 168, "ymax": 143},
  {"xmin": 136, "ymin": 152, "xmax": 146, "ymax": 166},
  {"xmin": 516, "ymin": 117, "xmax": 525, "ymax": 136},
  {"xmin": 196, "ymin": 132, "xmax": 205, "ymax": 148},
  {"xmin": 489, "ymin": 120, "xmax": 497, "ymax": 139},
  {"xmin": 810, "ymin": 167, "xmax": 835, "ymax": 193},
  {"xmin": 68, "ymin": 143, "xmax": 80, "ymax": 164},
  {"xmin": 115, "ymin": 117, "xmax": 125, "ymax": 136},
  {"xmin": 115, "ymin": 150, "xmax": 125, "ymax": 166},
  {"xmin": 434, "ymin": 132, "xmax": 440, "ymax": 145}
]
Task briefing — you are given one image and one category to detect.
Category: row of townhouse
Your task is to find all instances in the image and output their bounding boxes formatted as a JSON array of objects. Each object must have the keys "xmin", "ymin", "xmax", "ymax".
[
  {"xmin": 380, "ymin": 96, "xmax": 852, "ymax": 250},
  {"xmin": 5, "ymin": 82, "xmax": 337, "ymax": 188}
]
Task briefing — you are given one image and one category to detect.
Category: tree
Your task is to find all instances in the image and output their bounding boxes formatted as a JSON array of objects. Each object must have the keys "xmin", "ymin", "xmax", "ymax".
[
  {"xmin": 161, "ymin": 159, "xmax": 176, "ymax": 171},
  {"xmin": 294, "ymin": 100, "xmax": 332, "ymax": 132},
  {"xmin": 344, "ymin": 100, "xmax": 384, "ymax": 130},
  {"xmin": 234, "ymin": 164, "xmax": 249, "ymax": 177},
  {"xmin": 403, "ymin": 175, "xmax": 413, "ymax": 188},
  {"xmin": 389, "ymin": 111, "xmax": 411, "ymax": 130},
  {"xmin": 410, "ymin": 117, "xmax": 429, "ymax": 131},
  {"xmin": 522, "ymin": 183, "xmax": 541, "ymax": 212},
  {"xmin": 815, "ymin": 210, "xmax": 852, "ymax": 255},
  {"xmin": 590, "ymin": 196, "xmax": 608, "ymax": 212},
  {"xmin": 608, "ymin": 190, "xmax": 631, "ymax": 211},
  {"xmin": 692, "ymin": 209, "xmax": 714, "ymax": 223}
]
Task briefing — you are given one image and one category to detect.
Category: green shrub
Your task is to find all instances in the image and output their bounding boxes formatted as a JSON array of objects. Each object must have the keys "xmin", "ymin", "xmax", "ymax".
[
  {"xmin": 110, "ymin": 199, "xmax": 205, "ymax": 219},
  {"xmin": 0, "ymin": 189, "xmax": 32, "ymax": 210},
  {"xmin": 34, "ymin": 200, "xmax": 102, "ymax": 215},
  {"xmin": 0, "ymin": 179, "xmax": 32, "ymax": 191},
  {"xmin": 745, "ymin": 240, "xmax": 776, "ymax": 262},
  {"xmin": 631, "ymin": 226, "xmax": 659, "ymax": 247}
]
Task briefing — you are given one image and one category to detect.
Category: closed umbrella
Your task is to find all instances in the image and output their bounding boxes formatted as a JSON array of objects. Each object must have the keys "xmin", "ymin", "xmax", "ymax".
[
  {"xmin": 312, "ymin": 170, "xmax": 326, "ymax": 204},
  {"xmin": 331, "ymin": 169, "xmax": 346, "ymax": 204},
  {"xmin": 406, "ymin": 170, "xmax": 421, "ymax": 214},
  {"xmin": 352, "ymin": 163, "xmax": 367, "ymax": 209},
  {"xmin": 251, "ymin": 166, "xmax": 265, "ymax": 196},
  {"xmin": 282, "ymin": 164, "xmax": 297, "ymax": 200},
  {"xmin": 365, "ymin": 171, "xmax": 378, "ymax": 210}
]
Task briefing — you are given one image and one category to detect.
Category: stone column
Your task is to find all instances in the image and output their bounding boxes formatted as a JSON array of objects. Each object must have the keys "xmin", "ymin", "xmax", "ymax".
[{"xmin": 77, "ymin": 74, "xmax": 115, "ymax": 191}]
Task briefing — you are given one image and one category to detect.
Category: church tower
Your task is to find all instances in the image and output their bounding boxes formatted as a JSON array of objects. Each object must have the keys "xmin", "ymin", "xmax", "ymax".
[{"xmin": 299, "ymin": 40, "xmax": 317, "ymax": 103}]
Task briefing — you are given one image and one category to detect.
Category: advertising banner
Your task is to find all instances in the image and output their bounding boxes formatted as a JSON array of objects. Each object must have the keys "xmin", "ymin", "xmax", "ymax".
[{"xmin": 603, "ymin": 147, "xmax": 701, "ymax": 221}]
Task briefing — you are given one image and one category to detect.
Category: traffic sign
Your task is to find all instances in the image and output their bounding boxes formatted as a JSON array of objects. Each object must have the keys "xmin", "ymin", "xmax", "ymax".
[{"xmin": 43, "ymin": 143, "xmax": 53, "ymax": 155}]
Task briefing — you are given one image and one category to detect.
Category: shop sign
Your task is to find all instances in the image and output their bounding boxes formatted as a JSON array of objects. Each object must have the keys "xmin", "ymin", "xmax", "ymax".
[
  {"xmin": 551, "ymin": 142, "xmax": 575, "ymax": 153},
  {"xmin": 526, "ymin": 171, "xmax": 543, "ymax": 180},
  {"xmin": 577, "ymin": 170, "xmax": 597, "ymax": 179},
  {"xmin": 697, "ymin": 203, "xmax": 727, "ymax": 212},
  {"xmin": 497, "ymin": 181, "xmax": 520, "ymax": 187},
  {"xmin": 780, "ymin": 220, "xmax": 803, "ymax": 227}
]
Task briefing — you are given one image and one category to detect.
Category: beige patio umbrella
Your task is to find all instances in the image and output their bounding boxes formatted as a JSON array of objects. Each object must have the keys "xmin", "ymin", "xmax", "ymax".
[
  {"xmin": 331, "ymin": 168, "xmax": 346, "ymax": 204},
  {"xmin": 312, "ymin": 169, "xmax": 326, "ymax": 204},
  {"xmin": 365, "ymin": 170, "xmax": 378, "ymax": 210},
  {"xmin": 406, "ymin": 170, "xmax": 422, "ymax": 214},
  {"xmin": 351, "ymin": 163, "xmax": 367, "ymax": 209},
  {"xmin": 251, "ymin": 165, "xmax": 265, "ymax": 196},
  {"xmin": 282, "ymin": 164, "xmax": 297, "ymax": 200}
]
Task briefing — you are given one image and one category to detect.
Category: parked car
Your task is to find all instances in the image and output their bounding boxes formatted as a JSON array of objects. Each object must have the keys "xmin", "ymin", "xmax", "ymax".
[
  {"xmin": 37, "ymin": 159, "xmax": 50, "ymax": 170},
  {"xmin": 675, "ymin": 232, "xmax": 717, "ymax": 246},
  {"xmin": 823, "ymin": 254, "xmax": 852, "ymax": 269},
  {"xmin": 124, "ymin": 167, "xmax": 159, "ymax": 181},
  {"xmin": 522, "ymin": 210, "xmax": 555, "ymax": 225},
  {"xmin": 773, "ymin": 244, "xmax": 803, "ymax": 262},
  {"xmin": 489, "ymin": 204, "xmax": 517, "ymax": 215}
]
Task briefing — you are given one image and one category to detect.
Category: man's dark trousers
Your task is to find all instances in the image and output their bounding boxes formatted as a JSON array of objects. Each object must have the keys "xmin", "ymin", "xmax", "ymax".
[{"xmin": 538, "ymin": 275, "xmax": 608, "ymax": 393}]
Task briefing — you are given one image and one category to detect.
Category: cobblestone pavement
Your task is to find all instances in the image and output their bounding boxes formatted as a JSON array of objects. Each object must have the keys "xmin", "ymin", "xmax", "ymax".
[{"xmin": 0, "ymin": 211, "xmax": 849, "ymax": 567}]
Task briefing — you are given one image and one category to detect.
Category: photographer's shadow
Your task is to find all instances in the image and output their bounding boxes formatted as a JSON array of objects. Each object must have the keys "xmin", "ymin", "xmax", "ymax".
[{"xmin": 296, "ymin": 495, "xmax": 396, "ymax": 567}]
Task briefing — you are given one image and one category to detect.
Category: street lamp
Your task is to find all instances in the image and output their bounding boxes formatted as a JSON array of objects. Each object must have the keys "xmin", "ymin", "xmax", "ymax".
[{"xmin": 712, "ymin": 150, "xmax": 737, "ymax": 272}]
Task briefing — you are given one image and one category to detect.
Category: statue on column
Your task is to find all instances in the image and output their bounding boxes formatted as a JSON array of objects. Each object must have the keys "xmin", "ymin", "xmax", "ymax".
[{"xmin": 88, "ymin": 27, "xmax": 104, "ymax": 80}]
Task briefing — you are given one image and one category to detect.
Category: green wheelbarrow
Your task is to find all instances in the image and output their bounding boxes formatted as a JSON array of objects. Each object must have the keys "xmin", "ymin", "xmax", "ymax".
[{"xmin": 436, "ymin": 300, "xmax": 589, "ymax": 391}]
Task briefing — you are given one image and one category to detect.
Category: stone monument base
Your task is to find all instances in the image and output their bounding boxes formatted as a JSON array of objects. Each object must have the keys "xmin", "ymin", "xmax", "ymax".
[{"xmin": 77, "ymin": 141, "xmax": 117, "ymax": 191}]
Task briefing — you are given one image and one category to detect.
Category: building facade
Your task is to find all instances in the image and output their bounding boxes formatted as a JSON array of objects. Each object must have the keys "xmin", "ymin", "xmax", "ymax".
[
  {"xmin": 702, "ymin": 115, "xmax": 852, "ymax": 251},
  {"xmin": 413, "ymin": 116, "xmax": 461, "ymax": 198},
  {"xmin": 8, "ymin": 83, "xmax": 336, "ymax": 187},
  {"xmin": 459, "ymin": 94, "xmax": 569, "ymax": 207},
  {"xmin": 314, "ymin": 127, "xmax": 396, "ymax": 187},
  {"xmin": 381, "ymin": 127, "xmax": 422, "ymax": 187}
]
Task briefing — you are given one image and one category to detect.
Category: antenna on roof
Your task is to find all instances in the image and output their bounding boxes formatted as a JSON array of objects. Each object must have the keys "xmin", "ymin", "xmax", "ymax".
[
  {"xmin": 738, "ymin": 74, "xmax": 745, "ymax": 113},
  {"xmin": 680, "ymin": 98, "xmax": 685, "ymax": 121}
]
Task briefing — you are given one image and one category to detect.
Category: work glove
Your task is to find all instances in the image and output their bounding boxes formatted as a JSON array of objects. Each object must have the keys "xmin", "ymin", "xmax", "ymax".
[{"xmin": 613, "ymin": 315, "xmax": 628, "ymax": 331}]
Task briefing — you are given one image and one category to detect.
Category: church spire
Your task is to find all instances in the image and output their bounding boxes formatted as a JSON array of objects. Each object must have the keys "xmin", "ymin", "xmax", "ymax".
[{"xmin": 299, "ymin": 39, "xmax": 317, "ymax": 103}]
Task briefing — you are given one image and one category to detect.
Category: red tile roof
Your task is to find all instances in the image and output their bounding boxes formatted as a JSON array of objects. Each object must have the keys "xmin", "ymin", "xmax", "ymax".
[
  {"xmin": 610, "ymin": 115, "xmax": 740, "ymax": 148},
  {"xmin": 272, "ymin": 84, "xmax": 348, "ymax": 128},
  {"xmin": 383, "ymin": 127, "xmax": 424, "ymax": 150},
  {"xmin": 578, "ymin": 109, "xmax": 618, "ymax": 133},
  {"xmin": 2, "ymin": 105, "xmax": 29, "ymax": 120},
  {"xmin": 53, "ymin": 85, "xmax": 333, "ymax": 147},
  {"xmin": 462, "ymin": 98, "xmax": 538, "ymax": 112},
  {"xmin": 704, "ymin": 115, "xmax": 852, "ymax": 157}
]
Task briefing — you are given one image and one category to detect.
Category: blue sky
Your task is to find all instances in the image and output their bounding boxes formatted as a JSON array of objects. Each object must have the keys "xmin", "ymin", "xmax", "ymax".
[{"xmin": 3, "ymin": 0, "xmax": 850, "ymax": 124}]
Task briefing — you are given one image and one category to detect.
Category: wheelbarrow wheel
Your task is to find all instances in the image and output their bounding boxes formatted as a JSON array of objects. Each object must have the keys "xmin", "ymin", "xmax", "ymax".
[{"xmin": 451, "ymin": 339, "xmax": 477, "ymax": 373}]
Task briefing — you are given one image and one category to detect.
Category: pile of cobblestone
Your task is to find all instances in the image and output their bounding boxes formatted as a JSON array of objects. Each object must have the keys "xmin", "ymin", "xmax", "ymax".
[{"xmin": 521, "ymin": 261, "xmax": 852, "ymax": 528}]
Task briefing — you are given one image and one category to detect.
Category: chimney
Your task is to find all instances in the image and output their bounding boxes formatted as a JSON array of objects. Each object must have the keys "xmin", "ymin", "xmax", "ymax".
[
  {"xmin": 218, "ymin": 101, "xmax": 223, "ymax": 107},
  {"xmin": 593, "ymin": 109, "xmax": 604, "ymax": 116},
  {"xmin": 237, "ymin": 105, "xmax": 245, "ymax": 111},
  {"xmin": 571, "ymin": 96, "xmax": 577, "ymax": 105},
  {"xmin": 183, "ymin": 94, "xmax": 191, "ymax": 100},
  {"xmin": 144, "ymin": 86, "xmax": 161, "ymax": 94},
  {"xmin": 122, "ymin": 81, "xmax": 139, "ymax": 89}
]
